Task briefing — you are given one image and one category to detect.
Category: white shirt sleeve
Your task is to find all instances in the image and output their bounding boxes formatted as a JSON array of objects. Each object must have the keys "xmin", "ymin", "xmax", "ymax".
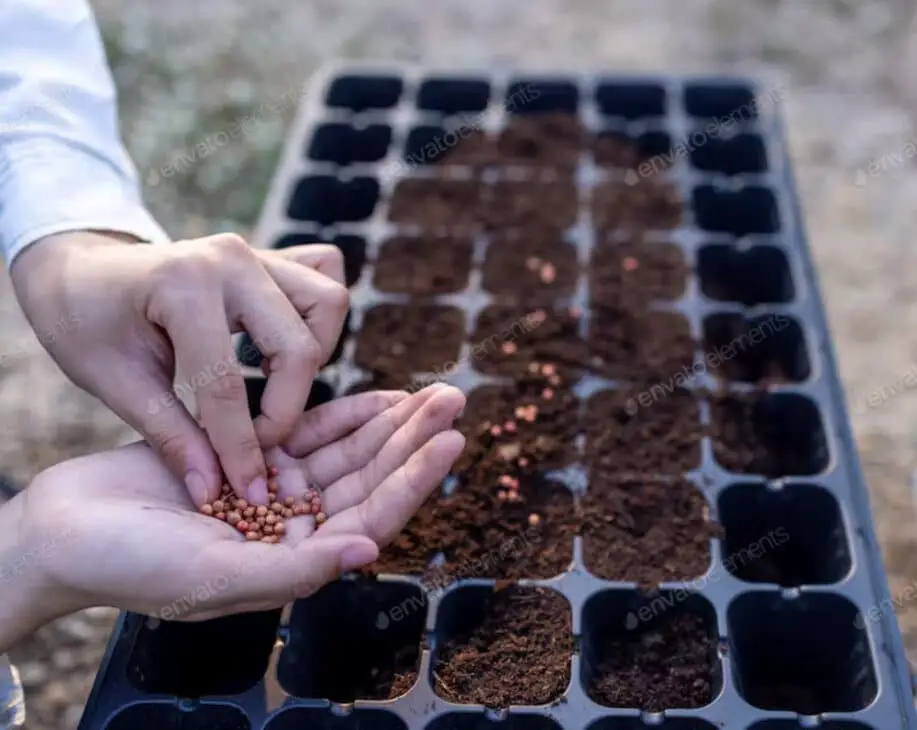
[{"xmin": 0, "ymin": 0, "xmax": 169, "ymax": 266}]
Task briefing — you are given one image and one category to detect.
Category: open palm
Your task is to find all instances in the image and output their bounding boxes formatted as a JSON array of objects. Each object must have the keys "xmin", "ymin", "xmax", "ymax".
[{"xmin": 18, "ymin": 384, "xmax": 465, "ymax": 623}]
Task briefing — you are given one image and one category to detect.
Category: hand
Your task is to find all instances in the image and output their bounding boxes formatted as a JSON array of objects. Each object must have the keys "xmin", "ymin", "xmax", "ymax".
[
  {"xmin": 10, "ymin": 230, "xmax": 350, "ymax": 507},
  {"xmin": 0, "ymin": 384, "xmax": 465, "ymax": 650}
]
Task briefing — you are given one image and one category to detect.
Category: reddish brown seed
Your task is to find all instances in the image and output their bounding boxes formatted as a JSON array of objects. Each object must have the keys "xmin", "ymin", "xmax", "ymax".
[
  {"xmin": 235, "ymin": 498, "xmax": 248, "ymax": 511},
  {"xmin": 498, "ymin": 475, "xmax": 513, "ymax": 487},
  {"xmin": 267, "ymin": 479, "xmax": 278, "ymax": 494},
  {"xmin": 237, "ymin": 519, "xmax": 250, "ymax": 532},
  {"xmin": 212, "ymin": 499, "xmax": 225, "ymax": 513},
  {"xmin": 548, "ymin": 374, "xmax": 561, "ymax": 386},
  {"xmin": 528, "ymin": 362, "xmax": 540, "ymax": 374},
  {"xmin": 268, "ymin": 466, "xmax": 278, "ymax": 478},
  {"xmin": 265, "ymin": 512, "xmax": 277, "ymax": 525},
  {"xmin": 525, "ymin": 255, "xmax": 541, "ymax": 271},
  {"xmin": 518, "ymin": 457, "xmax": 529, "ymax": 468},
  {"xmin": 490, "ymin": 425, "xmax": 502, "ymax": 437},
  {"xmin": 274, "ymin": 521, "xmax": 286, "ymax": 536},
  {"xmin": 315, "ymin": 512, "xmax": 327, "ymax": 525},
  {"xmin": 284, "ymin": 496, "xmax": 295, "ymax": 507},
  {"xmin": 568, "ymin": 305, "xmax": 582, "ymax": 319},
  {"xmin": 622, "ymin": 256, "xmax": 639, "ymax": 272},
  {"xmin": 243, "ymin": 507, "xmax": 255, "ymax": 519},
  {"xmin": 261, "ymin": 535, "xmax": 274, "ymax": 544},
  {"xmin": 292, "ymin": 504, "xmax": 304, "ymax": 516},
  {"xmin": 504, "ymin": 420, "xmax": 517, "ymax": 432},
  {"xmin": 542, "ymin": 388, "xmax": 554, "ymax": 400},
  {"xmin": 200, "ymin": 504, "xmax": 214, "ymax": 516},
  {"xmin": 215, "ymin": 512, "xmax": 226, "ymax": 521},
  {"xmin": 282, "ymin": 508, "xmax": 293, "ymax": 519},
  {"xmin": 221, "ymin": 484, "xmax": 232, "ymax": 495},
  {"xmin": 256, "ymin": 505, "xmax": 268, "ymax": 517},
  {"xmin": 539, "ymin": 263, "xmax": 556, "ymax": 283},
  {"xmin": 227, "ymin": 511, "xmax": 241, "ymax": 525},
  {"xmin": 497, "ymin": 490, "xmax": 507, "ymax": 501},
  {"xmin": 263, "ymin": 524, "xmax": 274, "ymax": 535},
  {"xmin": 501, "ymin": 341, "xmax": 517, "ymax": 355},
  {"xmin": 542, "ymin": 364, "xmax": 556, "ymax": 376},
  {"xmin": 271, "ymin": 503, "xmax": 284, "ymax": 514},
  {"xmin": 528, "ymin": 513, "xmax": 541, "ymax": 527},
  {"xmin": 245, "ymin": 531, "xmax": 260, "ymax": 541}
]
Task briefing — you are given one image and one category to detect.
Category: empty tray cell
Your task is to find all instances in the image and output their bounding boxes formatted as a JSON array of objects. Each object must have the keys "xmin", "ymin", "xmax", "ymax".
[
  {"xmin": 236, "ymin": 309, "xmax": 351, "ymax": 368},
  {"xmin": 592, "ymin": 130, "xmax": 673, "ymax": 170},
  {"xmin": 718, "ymin": 482, "xmax": 851, "ymax": 585},
  {"xmin": 747, "ymin": 722, "xmax": 876, "ymax": 730},
  {"xmin": 581, "ymin": 473, "xmax": 717, "ymax": 585},
  {"xmin": 374, "ymin": 234, "xmax": 473, "ymax": 295},
  {"xmin": 287, "ymin": 175, "xmax": 379, "ymax": 224},
  {"xmin": 495, "ymin": 114, "xmax": 583, "ymax": 172},
  {"xmin": 244, "ymin": 376, "xmax": 334, "ymax": 418},
  {"xmin": 711, "ymin": 392, "xmax": 829, "ymax": 477},
  {"xmin": 482, "ymin": 236, "xmax": 578, "ymax": 298},
  {"xmin": 591, "ymin": 181, "xmax": 683, "ymax": 233},
  {"xmin": 482, "ymin": 180, "xmax": 579, "ymax": 232},
  {"xmin": 403, "ymin": 125, "xmax": 480, "ymax": 167},
  {"xmin": 307, "ymin": 123, "xmax": 392, "ymax": 165},
  {"xmin": 271, "ymin": 233, "xmax": 368, "ymax": 286},
  {"xmin": 389, "ymin": 179, "xmax": 482, "ymax": 229},
  {"xmin": 702, "ymin": 313, "xmax": 809, "ymax": 384},
  {"xmin": 506, "ymin": 79, "xmax": 579, "ymax": 114},
  {"xmin": 471, "ymin": 304, "xmax": 589, "ymax": 378},
  {"xmin": 697, "ymin": 244, "xmax": 793, "ymax": 304},
  {"xmin": 455, "ymin": 380, "xmax": 580, "ymax": 474},
  {"xmin": 582, "ymin": 589, "xmax": 719, "ymax": 710},
  {"xmin": 432, "ymin": 585, "xmax": 573, "ymax": 707},
  {"xmin": 689, "ymin": 133, "xmax": 767, "ymax": 175},
  {"xmin": 428, "ymin": 714, "xmax": 563, "ymax": 730},
  {"xmin": 595, "ymin": 82, "xmax": 666, "ymax": 120},
  {"xmin": 127, "ymin": 610, "xmax": 281, "ymax": 696},
  {"xmin": 728, "ymin": 592, "xmax": 877, "ymax": 713},
  {"xmin": 104, "ymin": 703, "xmax": 251, "ymax": 730},
  {"xmin": 354, "ymin": 304, "xmax": 465, "ymax": 374},
  {"xmin": 277, "ymin": 579, "xmax": 423, "ymax": 701},
  {"xmin": 589, "ymin": 242, "xmax": 688, "ymax": 305},
  {"xmin": 684, "ymin": 83, "xmax": 757, "ymax": 121},
  {"xmin": 417, "ymin": 77, "xmax": 491, "ymax": 114},
  {"xmin": 265, "ymin": 707, "xmax": 406, "ymax": 730},
  {"xmin": 588, "ymin": 308, "xmax": 697, "ymax": 381},
  {"xmin": 325, "ymin": 74, "xmax": 403, "ymax": 110},
  {"xmin": 584, "ymin": 387, "xmax": 702, "ymax": 475},
  {"xmin": 587, "ymin": 720, "xmax": 718, "ymax": 730},
  {"xmin": 692, "ymin": 185, "xmax": 779, "ymax": 236}
]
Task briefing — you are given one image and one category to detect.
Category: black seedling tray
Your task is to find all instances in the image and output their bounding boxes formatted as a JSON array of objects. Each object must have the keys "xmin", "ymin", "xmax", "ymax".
[{"xmin": 78, "ymin": 66, "xmax": 917, "ymax": 730}]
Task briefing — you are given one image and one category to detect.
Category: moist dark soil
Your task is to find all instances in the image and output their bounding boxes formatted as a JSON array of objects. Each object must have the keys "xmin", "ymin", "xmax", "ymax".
[
  {"xmin": 710, "ymin": 392, "xmax": 812, "ymax": 476},
  {"xmin": 580, "ymin": 474, "xmax": 719, "ymax": 585},
  {"xmin": 433, "ymin": 586, "xmax": 573, "ymax": 707},
  {"xmin": 589, "ymin": 242, "xmax": 687, "ymax": 306},
  {"xmin": 703, "ymin": 315, "xmax": 795, "ymax": 385},
  {"xmin": 436, "ymin": 129, "xmax": 499, "ymax": 170},
  {"xmin": 584, "ymin": 388, "xmax": 703, "ymax": 475},
  {"xmin": 388, "ymin": 179, "xmax": 481, "ymax": 228},
  {"xmin": 354, "ymin": 304, "xmax": 465, "ymax": 374},
  {"xmin": 591, "ymin": 180, "xmax": 683, "ymax": 233},
  {"xmin": 496, "ymin": 113, "xmax": 583, "ymax": 172},
  {"xmin": 587, "ymin": 612, "xmax": 717, "ymax": 710},
  {"xmin": 482, "ymin": 180, "xmax": 579, "ymax": 233},
  {"xmin": 482, "ymin": 236, "xmax": 579, "ymax": 298},
  {"xmin": 587, "ymin": 308, "xmax": 697, "ymax": 381},
  {"xmin": 592, "ymin": 132, "xmax": 672, "ymax": 171},
  {"xmin": 373, "ymin": 235, "xmax": 473, "ymax": 295},
  {"xmin": 471, "ymin": 304, "xmax": 590, "ymax": 378}
]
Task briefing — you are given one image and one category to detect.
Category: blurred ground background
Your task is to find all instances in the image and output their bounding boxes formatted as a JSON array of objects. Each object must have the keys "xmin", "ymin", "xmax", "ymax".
[{"xmin": 4, "ymin": 0, "xmax": 917, "ymax": 726}]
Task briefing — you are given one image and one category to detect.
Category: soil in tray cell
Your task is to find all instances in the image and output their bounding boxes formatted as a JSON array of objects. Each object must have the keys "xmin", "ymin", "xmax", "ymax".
[
  {"xmin": 583, "ymin": 387, "xmax": 703, "ymax": 475},
  {"xmin": 471, "ymin": 304, "xmax": 591, "ymax": 379},
  {"xmin": 587, "ymin": 307, "xmax": 697, "ymax": 381},
  {"xmin": 482, "ymin": 235, "xmax": 579, "ymax": 298},
  {"xmin": 373, "ymin": 234, "xmax": 474, "ymax": 295},
  {"xmin": 581, "ymin": 474, "xmax": 718, "ymax": 586},
  {"xmin": 495, "ymin": 113, "xmax": 584, "ymax": 172},
  {"xmin": 354, "ymin": 304, "xmax": 465, "ymax": 375},
  {"xmin": 440, "ymin": 129, "xmax": 499, "ymax": 170},
  {"xmin": 589, "ymin": 241, "xmax": 688, "ymax": 306},
  {"xmin": 481, "ymin": 180, "xmax": 579, "ymax": 233},
  {"xmin": 587, "ymin": 611, "xmax": 717, "ymax": 710},
  {"xmin": 433, "ymin": 586, "xmax": 573, "ymax": 707},
  {"xmin": 591, "ymin": 180, "xmax": 683, "ymax": 234},
  {"xmin": 388, "ymin": 179, "xmax": 481, "ymax": 229}
]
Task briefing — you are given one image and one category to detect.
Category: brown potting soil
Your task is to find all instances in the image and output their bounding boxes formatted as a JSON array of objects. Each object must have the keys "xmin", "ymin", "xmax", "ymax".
[
  {"xmin": 436, "ymin": 129, "xmax": 499, "ymax": 170},
  {"xmin": 580, "ymin": 474, "xmax": 719, "ymax": 585},
  {"xmin": 495, "ymin": 113, "xmax": 583, "ymax": 172},
  {"xmin": 353, "ymin": 303, "xmax": 465, "ymax": 374},
  {"xmin": 589, "ymin": 241, "xmax": 688, "ymax": 306},
  {"xmin": 710, "ymin": 392, "xmax": 812, "ymax": 476},
  {"xmin": 373, "ymin": 235, "xmax": 474, "ymax": 295},
  {"xmin": 482, "ymin": 236, "xmax": 579, "ymax": 298},
  {"xmin": 481, "ymin": 180, "xmax": 579, "ymax": 233},
  {"xmin": 433, "ymin": 586, "xmax": 573, "ymax": 707},
  {"xmin": 388, "ymin": 178, "xmax": 481, "ymax": 228},
  {"xmin": 591, "ymin": 133, "xmax": 645, "ymax": 168},
  {"xmin": 587, "ymin": 612, "xmax": 717, "ymax": 710},
  {"xmin": 584, "ymin": 387, "xmax": 703, "ymax": 475},
  {"xmin": 591, "ymin": 180, "xmax": 683, "ymax": 233}
]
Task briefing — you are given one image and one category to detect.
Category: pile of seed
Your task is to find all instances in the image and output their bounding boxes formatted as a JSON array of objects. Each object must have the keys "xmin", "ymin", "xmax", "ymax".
[{"xmin": 200, "ymin": 466, "xmax": 326, "ymax": 543}]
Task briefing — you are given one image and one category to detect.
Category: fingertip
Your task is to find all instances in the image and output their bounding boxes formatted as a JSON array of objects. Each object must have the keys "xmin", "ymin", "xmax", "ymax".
[{"xmin": 340, "ymin": 538, "xmax": 379, "ymax": 572}]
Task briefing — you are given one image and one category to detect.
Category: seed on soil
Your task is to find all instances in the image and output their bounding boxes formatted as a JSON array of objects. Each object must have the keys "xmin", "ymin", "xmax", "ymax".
[
  {"xmin": 528, "ymin": 513, "xmax": 541, "ymax": 527},
  {"xmin": 490, "ymin": 425, "xmax": 502, "ymax": 437},
  {"xmin": 501, "ymin": 342, "xmax": 517, "ymax": 355},
  {"xmin": 622, "ymin": 256, "xmax": 639, "ymax": 271}
]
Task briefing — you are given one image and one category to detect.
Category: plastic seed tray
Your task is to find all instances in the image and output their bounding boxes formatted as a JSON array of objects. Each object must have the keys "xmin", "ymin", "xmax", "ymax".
[{"xmin": 79, "ymin": 66, "xmax": 917, "ymax": 730}]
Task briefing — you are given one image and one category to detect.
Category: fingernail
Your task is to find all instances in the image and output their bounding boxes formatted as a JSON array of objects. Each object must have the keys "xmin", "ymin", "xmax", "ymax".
[
  {"xmin": 340, "ymin": 542, "xmax": 379, "ymax": 573},
  {"xmin": 248, "ymin": 476, "xmax": 269, "ymax": 505},
  {"xmin": 184, "ymin": 470, "xmax": 210, "ymax": 505}
]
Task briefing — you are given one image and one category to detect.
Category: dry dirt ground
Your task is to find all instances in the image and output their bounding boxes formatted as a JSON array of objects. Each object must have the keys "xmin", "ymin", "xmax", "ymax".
[{"xmin": 5, "ymin": 1, "xmax": 917, "ymax": 727}]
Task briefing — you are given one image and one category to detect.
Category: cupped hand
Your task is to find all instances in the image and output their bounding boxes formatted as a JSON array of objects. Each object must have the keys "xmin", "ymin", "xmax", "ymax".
[
  {"xmin": 12, "ymin": 384, "xmax": 465, "ymax": 627},
  {"xmin": 10, "ymin": 230, "xmax": 350, "ymax": 507}
]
